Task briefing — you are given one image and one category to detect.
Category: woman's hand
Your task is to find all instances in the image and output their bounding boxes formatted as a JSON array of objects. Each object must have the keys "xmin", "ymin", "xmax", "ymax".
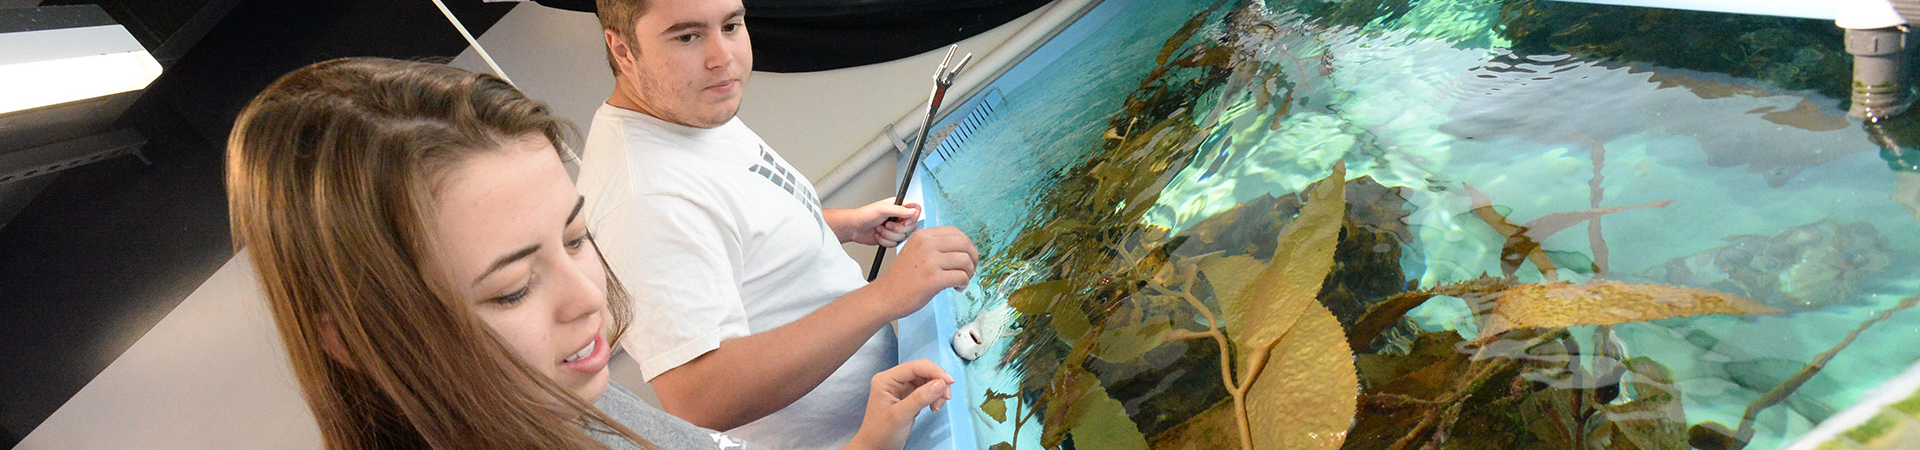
[{"xmin": 846, "ymin": 359, "xmax": 953, "ymax": 450}]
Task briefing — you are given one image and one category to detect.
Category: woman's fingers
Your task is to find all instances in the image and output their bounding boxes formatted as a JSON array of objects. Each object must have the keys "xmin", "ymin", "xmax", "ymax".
[
  {"xmin": 896, "ymin": 377, "xmax": 951, "ymax": 413},
  {"xmin": 892, "ymin": 359, "xmax": 952, "ymax": 384},
  {"xmin": 854, "ymin": 360, "xmax": 947, "ymax": 450},
  {"xmin": 874, "ymin": 359, "xmax": 951, "ymax": 397}
]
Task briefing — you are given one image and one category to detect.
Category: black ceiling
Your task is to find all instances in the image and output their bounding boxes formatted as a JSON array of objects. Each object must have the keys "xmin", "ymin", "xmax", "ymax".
[
  {"xmin": 142, "ymin": 0, "xmax": 517, "ymax": 145},
  {"xmin": 534, "ymin": 0, "xmax": 1055, "ymax": 72}
]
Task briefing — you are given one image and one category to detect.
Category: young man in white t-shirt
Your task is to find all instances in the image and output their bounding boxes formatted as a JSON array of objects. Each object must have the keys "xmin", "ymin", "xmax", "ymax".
[{"xmin": 578, "ymin": 0, "xmax": 981, "ymax": 448}]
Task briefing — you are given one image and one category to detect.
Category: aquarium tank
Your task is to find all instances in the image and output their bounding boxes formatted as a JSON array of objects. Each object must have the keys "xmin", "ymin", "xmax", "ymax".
[{"xmin": 909, "ymin": 0, "xmax": 1920, "ymax": 449}]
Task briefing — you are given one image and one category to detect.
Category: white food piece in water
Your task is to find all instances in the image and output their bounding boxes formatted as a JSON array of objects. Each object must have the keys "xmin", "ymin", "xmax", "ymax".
[{"xmin": 953, "ymin": 305, "xmax": 1015, "ymax": 361}]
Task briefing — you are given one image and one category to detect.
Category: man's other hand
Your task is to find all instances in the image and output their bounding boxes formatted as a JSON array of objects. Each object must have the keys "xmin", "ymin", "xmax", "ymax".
[{"xmin": 866, "ymin": 226, "xmax": 976, "ymax": 319}]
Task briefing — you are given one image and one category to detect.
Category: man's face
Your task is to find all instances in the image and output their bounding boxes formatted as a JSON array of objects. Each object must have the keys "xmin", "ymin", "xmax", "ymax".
[{"xmin": 610, "ymin": 0, "xmax": 752, "ymax": 129}]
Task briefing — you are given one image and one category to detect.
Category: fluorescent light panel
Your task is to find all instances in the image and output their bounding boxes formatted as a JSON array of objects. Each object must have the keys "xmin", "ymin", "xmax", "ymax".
[{"xmin": 0, "ymin": 25, "xmax": 162, "ymax": 114}]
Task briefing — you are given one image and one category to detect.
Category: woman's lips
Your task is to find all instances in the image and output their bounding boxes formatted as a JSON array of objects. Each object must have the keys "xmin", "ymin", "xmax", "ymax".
[{"xmin": 559, "ymin": 332, "xmax": 610, "ymax": 374}]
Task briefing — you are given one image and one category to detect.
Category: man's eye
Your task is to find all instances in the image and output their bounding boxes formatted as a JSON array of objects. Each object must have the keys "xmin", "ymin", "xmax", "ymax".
[
  {"xmin": 677, "ymin": 34, "xmax": 697, "ymax": 43},
  {"xmin": 724, "ymin": 23, "xmax": 742, "ymax": 32}
]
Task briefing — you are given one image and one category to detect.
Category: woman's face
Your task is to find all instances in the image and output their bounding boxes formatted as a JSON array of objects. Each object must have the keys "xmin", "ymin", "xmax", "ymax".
[{"xmin": 428, "ymin": 134, "xmax": 612, "ymax": 401}]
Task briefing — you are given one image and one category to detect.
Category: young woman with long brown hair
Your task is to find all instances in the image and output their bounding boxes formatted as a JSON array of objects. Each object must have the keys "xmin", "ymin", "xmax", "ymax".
[{"xmin": 225, "ymin": 57, "xmax": 950, "ymax": 449}]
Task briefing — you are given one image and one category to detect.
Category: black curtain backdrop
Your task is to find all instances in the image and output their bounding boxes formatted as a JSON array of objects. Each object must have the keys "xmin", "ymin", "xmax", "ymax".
[{"xmin": 533, "ymin": 0, "xmax": 1055, "ymax": 72}]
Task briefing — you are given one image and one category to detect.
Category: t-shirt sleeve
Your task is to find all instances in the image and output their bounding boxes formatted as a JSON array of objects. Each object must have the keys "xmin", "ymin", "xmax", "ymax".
[
  {"xmin": 591, "ymin": 192, "xmax": 752, "ymax": 381},
  {"xmin": 592, "ymin": 383, "xmax": 771, "ymax": 450}
]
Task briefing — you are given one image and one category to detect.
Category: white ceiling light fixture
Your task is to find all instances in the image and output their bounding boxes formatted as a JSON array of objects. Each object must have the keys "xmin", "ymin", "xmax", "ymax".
[{"xmin": 0, "ymin": 6, "xmax": 163, "ymax": 115}]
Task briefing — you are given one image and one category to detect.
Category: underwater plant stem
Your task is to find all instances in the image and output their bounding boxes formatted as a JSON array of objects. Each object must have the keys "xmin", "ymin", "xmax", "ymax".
[
  {"xmin": 1558, "ymin": 334, "xmax": 1597, "ymax": 448},
  {"xmin": 1386, "ymin": 331, "xmax": 1568, "ymax": 450},
  {"xmin": 1165, "ymin": 288, "xmax": 1254, "ymax": 450},
  {"xmin": 1274, "ymin": 51, "xmax": 1317, "ymax": 93},
  {"xmin": 1387, "ymin": 362, "xmax": 1504, "ymax": 450},
  {"xmin": 1727, "ymin": 295, "xmax": 1920, "ymax": 447},
  {"xmin": 1582, "ymin": 130, "xmax": 1610, "ymax": 279},
  {"xmin": 1220, "ymin": 337, "xmax": 1290, "ymax": 450},
  {"xmin": 1238, "ymin": 337, "xmax": 1284, "ymax": 399},
  {"xmin": 1011, "ymin": 396, "xmax": 1030, "ymax": 449},
  {"xmin": 1229, "ymin": 350, "xmax": 1253, "ymax": 450},
  {"xmin": 1384, "ymin": 418, "xmax": 1433, "ymax": 450}
]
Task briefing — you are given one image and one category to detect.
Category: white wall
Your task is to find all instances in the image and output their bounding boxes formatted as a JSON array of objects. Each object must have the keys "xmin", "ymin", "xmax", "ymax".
[{"xmin": 17, "ymin": 255, "xmax": 323, "ymax": 449}]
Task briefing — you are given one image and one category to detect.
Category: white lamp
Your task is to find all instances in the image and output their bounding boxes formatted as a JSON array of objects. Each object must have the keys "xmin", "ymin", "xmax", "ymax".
[{"xmin": 0, "ymin": 19, "xmax": 162, "ymax": 115}]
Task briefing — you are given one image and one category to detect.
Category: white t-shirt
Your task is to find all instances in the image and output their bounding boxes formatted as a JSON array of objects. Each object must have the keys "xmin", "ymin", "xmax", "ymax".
[{"xmin": 576, "ymin": 104, "xmax": 894, "ymax": 450}]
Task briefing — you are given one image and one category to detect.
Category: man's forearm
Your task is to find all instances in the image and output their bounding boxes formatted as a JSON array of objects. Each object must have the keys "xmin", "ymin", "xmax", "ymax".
[{"xmin": 650, "ymin": 285, "xmax": 894, "ymax": 430}]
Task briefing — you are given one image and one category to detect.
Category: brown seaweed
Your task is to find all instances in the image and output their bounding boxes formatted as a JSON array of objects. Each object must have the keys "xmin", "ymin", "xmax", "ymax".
[
  {"xmin": 965, "ymin": 2, "xmax": 1877, "ymax": 449},
  {"xmin": 1688, "ymin": 295, "xmax": 1920, "ymax": 450},
  {"xmin": 1463, "ymin": 183, "xmax": 1670, "ymax": 280}
]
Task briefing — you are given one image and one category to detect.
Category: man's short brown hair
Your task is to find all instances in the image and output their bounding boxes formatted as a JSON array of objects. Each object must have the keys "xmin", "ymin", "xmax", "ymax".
[{"xmin": 597, "ymin": 0, "xmax": 649, "ymax": 75}]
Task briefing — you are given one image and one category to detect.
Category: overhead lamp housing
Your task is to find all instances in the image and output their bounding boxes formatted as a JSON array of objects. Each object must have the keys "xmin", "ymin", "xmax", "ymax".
[{"xmin": 0, "ymin": 6, "xmax": 162, "ymax": 115}]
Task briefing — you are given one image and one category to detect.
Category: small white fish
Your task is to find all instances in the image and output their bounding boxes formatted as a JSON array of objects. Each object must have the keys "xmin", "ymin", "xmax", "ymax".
[{"xmin": 953, "ymin": 304, "xmax": 1015, "ymax": 361}]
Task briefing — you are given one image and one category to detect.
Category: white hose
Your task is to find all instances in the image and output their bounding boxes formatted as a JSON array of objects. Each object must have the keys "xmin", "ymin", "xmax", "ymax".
[{"xmin": 429, "ymin": 0, "xmax": 515, "ymax": 85}]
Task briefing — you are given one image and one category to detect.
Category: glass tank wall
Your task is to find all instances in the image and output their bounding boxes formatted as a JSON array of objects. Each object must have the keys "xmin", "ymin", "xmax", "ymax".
[{"xmin": 908, "ymin": 0, "xmax": 1920, "ymax": 449}]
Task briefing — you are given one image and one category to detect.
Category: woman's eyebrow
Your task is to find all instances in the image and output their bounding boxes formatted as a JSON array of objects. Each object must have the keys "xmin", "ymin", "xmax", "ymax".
[
  {"xmin": 567, "ymin": 196, "xmax": 584, "ymax": 226},
  {"xmin": 475, "ymin": 245, "xmax": 539, "ymax": 286},
  {"xmin": 473, "ymin": 197, "xmax": 586, "ymax": 286}
]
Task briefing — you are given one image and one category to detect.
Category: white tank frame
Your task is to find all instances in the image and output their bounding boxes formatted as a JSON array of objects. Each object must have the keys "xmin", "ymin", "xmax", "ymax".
[{"xmin": 814, "ymin": 0, "xmax": 1104, "ymax": 199}]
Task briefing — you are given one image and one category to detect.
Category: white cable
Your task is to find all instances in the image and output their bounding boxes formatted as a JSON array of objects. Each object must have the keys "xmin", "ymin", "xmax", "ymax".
[
  {"xmin": 427, "ymin": 0, "xmax": 583, "ymax": 165},
  {"xmin": 429, "ymin": 0, "xmax": 515, "ymax": 85}
]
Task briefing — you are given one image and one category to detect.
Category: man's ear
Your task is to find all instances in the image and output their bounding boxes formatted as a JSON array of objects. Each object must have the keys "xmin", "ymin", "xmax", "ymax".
[
  {"xmin": 605, "ymin": 29, "xmax": 637, "ymax": 76},
  {"xmin": 317, "ymin": 315, "xmax": 359, "ymax": 372}
]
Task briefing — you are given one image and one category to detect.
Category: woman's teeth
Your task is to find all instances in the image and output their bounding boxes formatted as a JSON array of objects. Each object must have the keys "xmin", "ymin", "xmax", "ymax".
[{"xmin": 564, "ymin": 341, "xmax": 594, "ymax": 363}]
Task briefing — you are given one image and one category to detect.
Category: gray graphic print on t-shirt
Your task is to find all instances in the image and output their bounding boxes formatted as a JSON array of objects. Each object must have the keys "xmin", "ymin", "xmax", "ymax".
[{"xmin": 746, "ymin": 145, "xmax": 823, "ymax": 218}]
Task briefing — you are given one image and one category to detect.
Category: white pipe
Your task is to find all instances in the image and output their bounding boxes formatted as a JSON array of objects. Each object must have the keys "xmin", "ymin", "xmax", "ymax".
[
  {"xmin": 1551, "ymin": 0, "xmax": 1908, "ymax": 28},
  {"xmin": 814, "ymin": 0, "xmax": 1102, "ymax": 198},
  {"xmin": 1838, "ymin": 0, "xmax": 1906, "ymax": 29},
  {"xmin": 1547, "ymin": 0, "xmax": 1837, "ymax": 20}
]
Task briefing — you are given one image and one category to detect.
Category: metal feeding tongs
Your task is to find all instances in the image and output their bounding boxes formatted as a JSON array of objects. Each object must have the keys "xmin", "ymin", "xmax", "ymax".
[{"xmin": 868, "ymin": 45, "xmax": 973, "ymax": 281}]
